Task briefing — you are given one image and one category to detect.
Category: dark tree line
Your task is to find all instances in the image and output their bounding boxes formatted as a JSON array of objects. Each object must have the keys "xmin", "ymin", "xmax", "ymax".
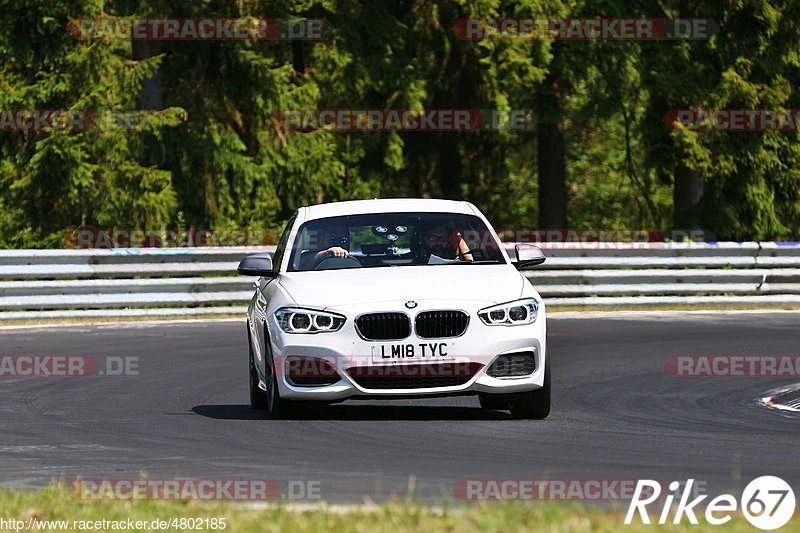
[{"xmin": 1, "ymin": 0, "xmax": 799, "ymax": 248}]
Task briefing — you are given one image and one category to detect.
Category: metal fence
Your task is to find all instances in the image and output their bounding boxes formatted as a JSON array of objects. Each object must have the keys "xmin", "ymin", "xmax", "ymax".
[{"xmin": 1, "ymin": 242, "xmax": 799, "ymax": 320}]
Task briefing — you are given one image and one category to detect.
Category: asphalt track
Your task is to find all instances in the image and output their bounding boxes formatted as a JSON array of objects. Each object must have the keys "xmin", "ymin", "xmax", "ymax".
[{"xmin": 1, "ymin": 312, "xmax": 799, "ymax": 504}]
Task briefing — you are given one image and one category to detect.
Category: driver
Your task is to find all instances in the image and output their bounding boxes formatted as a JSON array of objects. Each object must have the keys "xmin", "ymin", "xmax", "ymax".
[
  {"xmin": 420, "ymin": 223, "xmax": 473, "ymax": 262},
  {"xmin": 300, "ymin": 223, "xmax": 350, "ymax": 269}
]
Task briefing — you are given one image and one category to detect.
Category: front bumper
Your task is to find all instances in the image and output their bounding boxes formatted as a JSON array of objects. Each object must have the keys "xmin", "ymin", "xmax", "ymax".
[{"xmin": 267, "ymin": 302, "xmax": 547, "ymax": 401}]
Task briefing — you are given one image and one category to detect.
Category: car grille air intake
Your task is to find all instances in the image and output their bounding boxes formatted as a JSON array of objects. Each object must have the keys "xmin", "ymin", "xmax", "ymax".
[
  {"xmin": 486, "ymin": 351, "xmax": 536, "ymax": 378},
  {"xmin": 355, "ymin": 312, "xmax": 410, "ymax": 341},
  {"xmin": 414, "ymin": 310, "xmax": 469, "ymax": 338},
  {"xmin": 347, "ymin": 362, "xmax": 483, "ymax": 389},
  {"xmin": 285, "ymin": 357, "xmax": 341, "ymax": 387}
]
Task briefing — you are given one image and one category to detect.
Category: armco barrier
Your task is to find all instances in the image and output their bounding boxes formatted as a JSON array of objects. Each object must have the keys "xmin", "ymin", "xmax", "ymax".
[{"xmin": 1, "ymin": 242, "xmax": 799, "ymax": 320}]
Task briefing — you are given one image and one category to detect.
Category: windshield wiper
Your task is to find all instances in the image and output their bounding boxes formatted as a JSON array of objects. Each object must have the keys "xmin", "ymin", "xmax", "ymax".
[{"xmin": 444, "ymin": 260, "xmax": 504, "ymax": 265}]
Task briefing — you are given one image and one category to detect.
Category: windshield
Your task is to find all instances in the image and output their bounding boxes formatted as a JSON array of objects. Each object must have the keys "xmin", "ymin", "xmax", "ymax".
[{"xmin": 287, "ymin": 212, "xmax": 506, "ymax": 272}]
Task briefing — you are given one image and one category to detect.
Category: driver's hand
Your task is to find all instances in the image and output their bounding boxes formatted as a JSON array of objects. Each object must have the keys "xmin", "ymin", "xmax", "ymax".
[{"xmin": 327, "ymin": 246, "xmax": 349, "ymax": 258}]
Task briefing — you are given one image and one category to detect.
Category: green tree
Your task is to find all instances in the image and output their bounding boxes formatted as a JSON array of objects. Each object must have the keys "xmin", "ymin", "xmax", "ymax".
[{"xmin": 639, "ymin": 0, "xmax": 800, "ymax": 239}]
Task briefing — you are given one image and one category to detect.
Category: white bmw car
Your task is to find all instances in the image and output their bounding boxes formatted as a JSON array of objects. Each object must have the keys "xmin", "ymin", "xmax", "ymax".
[{"xmin": 239, "ymin": 198, "xmax": 549, "ymax": 419}]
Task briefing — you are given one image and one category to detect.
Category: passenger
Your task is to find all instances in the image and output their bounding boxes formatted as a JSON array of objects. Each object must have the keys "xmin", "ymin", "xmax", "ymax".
[{"xmin": 419, "ymin": 223, "xmax": 473, "ymax": 262}]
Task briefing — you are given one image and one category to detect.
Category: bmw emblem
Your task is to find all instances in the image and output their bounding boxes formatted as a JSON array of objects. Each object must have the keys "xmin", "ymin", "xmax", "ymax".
[{"xmin": 405, "ymin": 300, "xmax": 418, "ymax": 309}]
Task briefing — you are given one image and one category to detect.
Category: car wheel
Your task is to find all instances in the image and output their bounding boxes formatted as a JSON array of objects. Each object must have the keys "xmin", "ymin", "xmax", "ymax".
[
  {"xmin": 249, "ymin": 331, "xmax": 268, "ymax": 410},
  {"xmin": 478, "ymin": 393, "xmax": 509, "ymax": 411},
  {"xmin": 508, "ymin": 357, "xmax": 550, "ymax": 420},
  {"xmin": 260, "ymin": 331, "xmax": 298, "ymax": 419},
  {"xmin": 265, "ymin": 366, "xmax": 298, "ymax": 419}
]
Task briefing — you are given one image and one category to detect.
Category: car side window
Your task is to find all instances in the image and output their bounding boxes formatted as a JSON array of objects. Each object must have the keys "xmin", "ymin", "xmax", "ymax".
[{"xmin": 271, "ymin": 214, "xmax": 296, "ymax": 272}]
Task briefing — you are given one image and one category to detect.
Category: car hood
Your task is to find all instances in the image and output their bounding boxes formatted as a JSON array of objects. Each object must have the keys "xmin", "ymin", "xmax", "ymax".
[{"xmin": 277, "ymin": 265, "xmax": 525, "ymax": 309}]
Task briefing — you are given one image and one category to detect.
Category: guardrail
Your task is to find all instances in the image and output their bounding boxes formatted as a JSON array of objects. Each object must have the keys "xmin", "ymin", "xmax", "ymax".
[{"xmin": 1, "ymin": 242, "xmax": 799, "ymax": 320}]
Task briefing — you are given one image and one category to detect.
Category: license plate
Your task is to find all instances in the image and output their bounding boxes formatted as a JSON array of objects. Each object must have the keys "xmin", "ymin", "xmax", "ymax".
[{"xmin": 371, "ymin": 342, "xmax": 453, "ymax": 363}]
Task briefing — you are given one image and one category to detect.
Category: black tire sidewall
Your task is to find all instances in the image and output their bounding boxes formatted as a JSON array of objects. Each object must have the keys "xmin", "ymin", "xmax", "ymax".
[{"xmin": 509, "ymin": 356, "xmax": 551, "ymax": 419}]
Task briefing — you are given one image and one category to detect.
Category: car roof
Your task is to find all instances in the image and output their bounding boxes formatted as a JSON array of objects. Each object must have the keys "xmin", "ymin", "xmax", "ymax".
[{"xmin": 302, "ymin": 198, "xmax": 475, "ymax": 220}]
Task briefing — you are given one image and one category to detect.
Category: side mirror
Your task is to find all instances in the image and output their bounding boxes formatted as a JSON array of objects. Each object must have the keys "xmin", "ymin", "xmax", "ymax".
[
  {"xmin": 237, "ymin": 253, "xmax": 277, "ymax": 277},
  {"xmin": 514, "ymin": 244, "xmax": 546, "ymax": 269}
]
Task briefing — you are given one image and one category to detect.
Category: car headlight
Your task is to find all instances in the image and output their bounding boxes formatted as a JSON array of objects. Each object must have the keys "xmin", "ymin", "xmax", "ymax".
[
  {"xmin": 274, "ymin": 308, "xmax": 346, "ymax": 333},
  {"xmin": 478, "ymin": 298, "xmax": 538, "ymax": 326}
]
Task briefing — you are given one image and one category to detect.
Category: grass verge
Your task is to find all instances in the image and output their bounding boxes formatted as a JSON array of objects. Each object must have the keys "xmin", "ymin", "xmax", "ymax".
[{"xmin": 0, "ymin": 486, "xmax": 796, "ymax": 532}]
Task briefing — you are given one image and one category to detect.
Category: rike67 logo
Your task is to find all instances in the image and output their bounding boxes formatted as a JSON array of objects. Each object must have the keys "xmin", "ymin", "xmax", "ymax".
[{"xmin": 625, "ymin": 476, "xmax": 795, "ymax": 530}]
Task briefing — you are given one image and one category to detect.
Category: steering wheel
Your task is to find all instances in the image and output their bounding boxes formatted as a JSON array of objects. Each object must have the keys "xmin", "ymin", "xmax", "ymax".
[{"xmin": 314, "ymin": 256, "xmax": 362, "ymax": 270}]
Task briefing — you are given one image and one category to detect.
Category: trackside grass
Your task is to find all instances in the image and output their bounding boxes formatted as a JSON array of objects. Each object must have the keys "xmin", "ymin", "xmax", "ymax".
[{"xmin": 1, "ymin": 486, "xmax": 798, "ymax": 532}]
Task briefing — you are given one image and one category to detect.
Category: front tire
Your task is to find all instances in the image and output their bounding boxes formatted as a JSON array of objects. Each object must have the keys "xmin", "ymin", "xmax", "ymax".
[
  {"xmin": 249, "ymin": 332, "xmax": 268, "ymax": 410},
  {"xmin": 478, "ymin": 393, "xmax": 509, "ymax": 411},
  {"xmin": 249, "ymin": 324, "xmax": 297, "ymax": 418},
  {"xmin": 265, "ymin": 365, "xmax": 297, "ymax": 419},
  {"xmin": 508, "ymin": 357, "xmax": 551, "ymax": 419},
  {"xmin": 259, "ymin": 327, "xmax": 299, "ymax": 419}
]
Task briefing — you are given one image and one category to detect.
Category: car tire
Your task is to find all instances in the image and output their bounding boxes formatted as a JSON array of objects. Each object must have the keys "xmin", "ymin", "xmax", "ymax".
[
  {"xmin": 478, "ymin": 393, "xmax": 509, "ymax": 411},
  {"xmin": 508, "ymin": 357, "xmax": 551, "ymax": 420},
  {"xmin": 260, "ymin": 329, "xmax": 299, "ymax": 420},
  {"xmin": 248, "ymin": 330, "xmax": 269, "ymax": 410},
  {"xmin": 265, "ymin": 367, "xmax": 293, "ymax": 419}
]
